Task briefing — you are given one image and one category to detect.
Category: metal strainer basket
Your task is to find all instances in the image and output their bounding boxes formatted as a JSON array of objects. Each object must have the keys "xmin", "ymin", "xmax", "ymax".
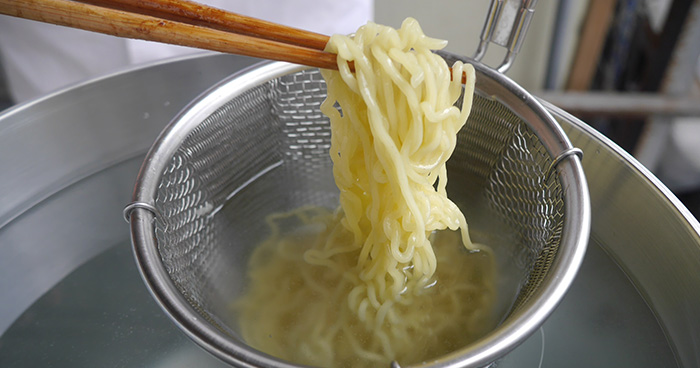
[{"xmin": 125, "ymin": 51, "xmax": 589, "ymax": 367}]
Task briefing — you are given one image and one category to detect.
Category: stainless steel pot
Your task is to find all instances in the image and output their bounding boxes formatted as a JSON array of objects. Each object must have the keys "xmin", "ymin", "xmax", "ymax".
[{"xmin": 0, "ymin": 53, "xmax": 697, "ymax": 367}]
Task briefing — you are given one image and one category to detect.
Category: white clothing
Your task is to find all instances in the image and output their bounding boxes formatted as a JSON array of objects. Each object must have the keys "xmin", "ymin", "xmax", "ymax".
[{"xmin": 0, "ymin": 0, "xmax": 373, "ymax": 102}]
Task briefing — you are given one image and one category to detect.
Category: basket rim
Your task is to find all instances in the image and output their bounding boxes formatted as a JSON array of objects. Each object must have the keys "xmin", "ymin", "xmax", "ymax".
[{"xmin": 128, "ymin": 59, "xmax": 590, "ymax": 368}]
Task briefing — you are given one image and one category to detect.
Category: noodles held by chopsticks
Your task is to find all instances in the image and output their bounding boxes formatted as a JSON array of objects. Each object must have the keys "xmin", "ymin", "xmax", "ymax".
[{"xmin": 234, "ymin": 18, "xmax": 495, "ymax": 367}]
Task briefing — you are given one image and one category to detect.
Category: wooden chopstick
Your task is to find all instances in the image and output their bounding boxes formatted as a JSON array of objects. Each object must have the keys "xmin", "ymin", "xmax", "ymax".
[
  {"xmin": 0, "ymin": 0, "xmax": 468, "ymax": 83},
  {"xmin": 73, "ymin": 0, "xmax": 331, "ymax": 51},
  {"xmin": 0, "ymin": 0, "xmax": 338, "ymax": 70}
]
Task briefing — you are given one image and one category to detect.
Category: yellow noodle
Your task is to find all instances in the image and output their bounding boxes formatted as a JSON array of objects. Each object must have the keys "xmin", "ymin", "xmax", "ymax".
[{"xmin": 234, "ymin": 18, "xmax": 496, "ymax": 367}]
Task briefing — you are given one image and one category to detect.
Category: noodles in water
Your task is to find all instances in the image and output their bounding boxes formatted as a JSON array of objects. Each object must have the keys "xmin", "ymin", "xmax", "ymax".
[{"xmin": 234, "ymin": 18, "xmax": 496, "ymax": 367}]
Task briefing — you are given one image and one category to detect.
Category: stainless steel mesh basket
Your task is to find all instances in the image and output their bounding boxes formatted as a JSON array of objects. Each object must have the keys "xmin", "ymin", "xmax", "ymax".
[{"xmin": 126, "ymin": 55, "xmax": 589, "ymax": 367}]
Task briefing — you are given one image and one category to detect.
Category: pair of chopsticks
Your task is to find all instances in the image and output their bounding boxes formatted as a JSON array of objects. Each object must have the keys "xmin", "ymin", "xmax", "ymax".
[
  {"xmin": 0, "ymin": 0, "xmax": 468, "ymax": 83},
  {"xmin": 0, "ymin": 0, "xmax": 338, "ymax": 70}
]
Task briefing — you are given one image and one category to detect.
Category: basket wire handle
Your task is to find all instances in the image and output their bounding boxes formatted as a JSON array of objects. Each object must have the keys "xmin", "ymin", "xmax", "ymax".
[{"xmin": 473, "ymin": 0, "xmax": 539, "ymax": 73}]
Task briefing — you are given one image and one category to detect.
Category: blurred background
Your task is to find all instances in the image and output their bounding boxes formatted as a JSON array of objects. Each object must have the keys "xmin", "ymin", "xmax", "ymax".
[{"xmin": 1, "ymin": 0, "xmax": 699, "ymax": 213}]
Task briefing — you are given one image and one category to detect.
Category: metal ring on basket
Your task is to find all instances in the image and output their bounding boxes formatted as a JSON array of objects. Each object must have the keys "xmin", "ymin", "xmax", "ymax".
[
  {"xmin": 546, "ymin": 148, "xmax": 584, "ymax": 181},
  {"xmin": 123, "ymin": 201, "xmax": 160, "ymax": 223}
]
